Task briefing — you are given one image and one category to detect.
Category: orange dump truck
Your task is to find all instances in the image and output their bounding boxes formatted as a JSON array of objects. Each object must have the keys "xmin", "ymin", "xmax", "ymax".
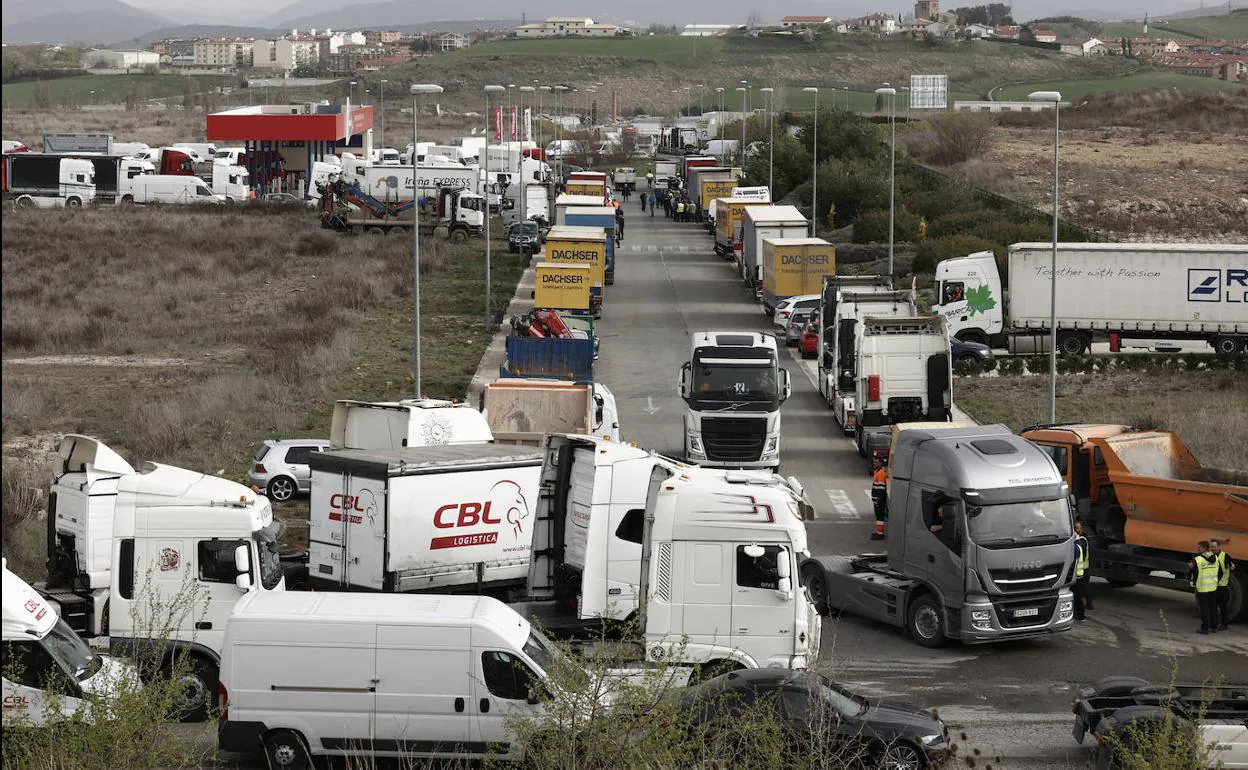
[{"xmin": 1022, "ymin": 424, "xmax": 1247, "ymax": 622}]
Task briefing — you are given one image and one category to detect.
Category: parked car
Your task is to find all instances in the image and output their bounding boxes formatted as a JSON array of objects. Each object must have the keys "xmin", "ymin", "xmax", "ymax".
[
  {"xmin": 800, "ymin": 312, "xmax": 820, "ymax": 359},
  {"xmin": 785, "ymin": 307, "xmax": 814, "ymax": 347},
  {"xmin": 772, "ymin": 294, "xmax": 820, "ymax": 328},
  {"xmin": 508, "ymin": 220, "xmax": 542, "ymax": 254},
  {"xmin": 951, "ymin": 337, "xmax": 994, "ymax": 364},
  {"xmin": 678, "ymin": 669, "xmax": 950, "ymax": 770},
  {"xmin": 248, "ymin": 439, "xmax": 331, "ymax": 502}
]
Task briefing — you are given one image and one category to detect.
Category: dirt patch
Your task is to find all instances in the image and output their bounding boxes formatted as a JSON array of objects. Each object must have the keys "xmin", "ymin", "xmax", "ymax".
[{"xmin": 6, "ymin": 354, "xmax": 196, "ymax": 366}]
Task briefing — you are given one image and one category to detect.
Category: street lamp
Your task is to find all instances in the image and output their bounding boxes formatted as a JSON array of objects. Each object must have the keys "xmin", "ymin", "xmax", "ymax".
[
  {"xmin": 409, "ymin": 83, "xmax": 444, "ymax": 397},
  {"xmin": 759, "ymin": 87, "xmax": 774, "ymax": 196},
  {"xmin": 802, "ymin": 87, "xmax": 819, "ymax": 236},
  {"xmin": 519, "ymin": 85, "xmax": 536, "ymax": 225},
  {"xmin": 875, "ymin": 86, "xmax": 897, "ymax": 278},
  {"xmin": 715, "ymin": 86, "xmax": 724, "ymax": 114},
  {"xmin": 379, "ymin": 79, "xmax": 388, "ymax": 148},
  {"xmin": 697, "ymin": 83, "xmax": 705, "ymax": 115},
  {"xmin": 735, "ymin": 87, "xmax": 747, "ymax": 166},
  {"xmin": 1030, "ymin": 89, "xmax": 1063, "ymax": 423},
  {"xmin": 538, "ymin": 85, "xmax": 551, "ymax": 149},
  {"xmin": 843, "ymin": 86, "xmax": 849, "ymax": 111},
  {"xmin": 484, "ymin": 85, "xmax": 505, "ymax": 331},
  {"xmin": 349, "ymin": 80, "xmax": 357, "ymax": 105}
]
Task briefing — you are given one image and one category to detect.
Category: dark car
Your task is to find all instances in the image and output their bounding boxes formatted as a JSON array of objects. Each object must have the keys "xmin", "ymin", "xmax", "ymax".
[
  {"xmin": 679, "ymin": 668, "xmax": 949, "ymax": 770},
  {"xmin": 508, "ymin": 220, "xmax": 541, "ymax": 254},
  {"xmin": 951, "ymin": 337, "xmax": 994, "ymax": 364}
]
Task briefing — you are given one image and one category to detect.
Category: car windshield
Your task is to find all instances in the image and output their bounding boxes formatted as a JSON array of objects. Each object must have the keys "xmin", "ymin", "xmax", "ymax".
[
  {"xmin": 254, "ymin": 519, "xmax": 285, "ymax": 590},
  {"xmin": 816, "ymin": 674, "xmax": 868, "ymax": 717},
  {"xmin": 691, "ymin": 363, "xmax": 778, "ymax": 404},
  {"xmin": 42, "ymin": 618, "xmax": 99, "ymax": 682},
  {"xmin": 966, "ymin": 499, "xmax": 1071, "ymax": 547}
]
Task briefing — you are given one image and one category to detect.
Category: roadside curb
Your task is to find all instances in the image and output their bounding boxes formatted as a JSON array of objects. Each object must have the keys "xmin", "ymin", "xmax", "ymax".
[{"xmin": 465, "ymin": 263, "xmax": 536, "ymax": 408}]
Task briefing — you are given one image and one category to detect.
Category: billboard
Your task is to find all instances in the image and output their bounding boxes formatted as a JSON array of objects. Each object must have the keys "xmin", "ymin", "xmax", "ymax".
[
  {"xmin": 43, "ymin": 133, "xmax": 113, "ymax": 154},
  {"xmin": 909, "ymin": 75, "xmax": 948, "ymax": 110},
  {"xmin": 534, "ymin": 263, "xmax": 592, "ymax": 310}
]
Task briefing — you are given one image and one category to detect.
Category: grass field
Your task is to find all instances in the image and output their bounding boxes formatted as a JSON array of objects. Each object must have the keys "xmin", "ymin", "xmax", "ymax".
[
  {"xmin": 1040, "ymin": 13, "xmax": 1248, "ymax": 41},
  {"xmin": 446, "ymin": 35, "xmax": 723, "ymax": 62},
  {"xmin": 995, "ymin": 70, "xmax": 1245, "ymax": 101},
  {"xmin": 689, "ymin": 86, "xmax": 984, "ymax": 113},
  {"xmin": 1, "ymin": 73, "xmax": 231, "ymax": 108},
  {"xmin": 957, "ymin": 369, "xmax": 1248, "ymax": 471}
]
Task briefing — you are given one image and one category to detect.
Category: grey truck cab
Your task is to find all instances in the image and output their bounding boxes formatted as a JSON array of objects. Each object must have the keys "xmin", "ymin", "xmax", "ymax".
[{"xmin": 802, "ymin": 424, "xmax": 1076, "ymax": 646}]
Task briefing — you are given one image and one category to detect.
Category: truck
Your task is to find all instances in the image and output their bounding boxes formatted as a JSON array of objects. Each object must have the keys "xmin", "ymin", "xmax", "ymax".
[
  {"xmin": 612, "ymin": 166, "xmax": 637, "ymax": 192},
  {"xmin": 741, "ymin": 205, "xmax": 809, "ymax": 297},
  {"xmin": 562, "ymin": 205, "xmax": 618, "ymax": 285},
  {"xmin": 339, "ymin": 156, "xmax": 484, "ymax": 203},
  {"xmin": 852, "ymin": 315, "xmax": 953, "ymax": 458},
  {"xmin": 502, "ymin": 183, "xmax": 551, "ymax": 227},
  {"xmin": 822, "ymin": 285, "xmax": 916, "ymax": 434},
  {"xmin": 47, "ymin": 154, "xmax": 154, "ymax": 205},
  {"xmin": 689, "ymin": 166, "xmax": 738, "ymax": 221},
  {"xmin": 481, "ymin": 378, "xmax": 620, "ymax": 445},
  {"xmin": 1019, "ymin": 424, "xmax": 1247, "ymax": 622},
  {"xmin": 132, "ymin": 147, "xmax": 197, "ymax": 176},
  {"xmin": 204, "ymin": 161, "xmax": 250, "ymax": 202},
  {"xmin": 37, "ymin": 435, "xmax": 286, "ymax": 722},
  {"xmin": 662, "ymin": 126, "xmax": 700, "ymax": 153},
  {"xmin": 1071, "ymin": 675, "xmax": 1248, "ymax": 770},
  {"xmin": 318, "ymin": 178, "xmax": 484, "ymax": 241},
  {"xmin": 519, "ymin": 433, "xmax": 820, "ymax": 675},
  {"xmin": 679, "ymin": 331, "xmax": 792, "ymax": 470},
  {"xmin": 554, "ymin": 193, "xmax": 609, "ymax": 225},
  {"xmin": 653, "ymin": 160, "xmax": 677, "ymax": 187},
  {"xmin": 680, "ymin": 155, "xmax": 718, "ymax": 184},
  {"xmin": 2, "ymin": 154, "xmax": 96, "ymax": 208},
  {"xmin": 500, "ymin": 335, "xmax": 596, "ymax": 381},
  {"xmin": 713, "ymin": 198, "xmax": 770, "ymax": 259},
  {"xmin": 544, "ymin": 225, "xmax": 607, "ymax": 317},
  {"xmin": 801, "ymin": 423, "xmax": 1077, "ymax": 646},
  {"xmin": 932, "ymin": 244, "xmax": 1248, "ymax": 356},
  {"xmin": 330, "ymin": 398, "xmax": 494, "ymax": 450},
  {"xmin": 760, "ymin": 238, "xmax": 837, "ymax": 315},
  {"xmin": 817, "ymin": 276, "xmax": 895, "ymax": 418},
  {"xmin": 565, "ymin": 178, "xmax": 607, "ymax": 200},
  {"xmin": 305, "ymin": 444, "xmax": 544, "ymax": 598}
]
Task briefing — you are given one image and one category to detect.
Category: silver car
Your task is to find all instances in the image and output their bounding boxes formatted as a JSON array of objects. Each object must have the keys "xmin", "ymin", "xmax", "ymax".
[
  {"xmin": 248, "ymin": 439, "xmax": 331, "ymax": 502},
  {"xmin": 785, "ymin": 307, "xmax": 814, "ymax": 346}
]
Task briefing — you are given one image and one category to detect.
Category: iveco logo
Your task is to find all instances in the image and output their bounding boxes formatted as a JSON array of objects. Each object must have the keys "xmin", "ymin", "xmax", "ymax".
[
  {"xmin": 1010, "ymin": 560, "xmax": 1042, "ymax": 572},
  {"xmin": 1189, "ymin": 269, "xmax": 1220, "ymax": 302}
]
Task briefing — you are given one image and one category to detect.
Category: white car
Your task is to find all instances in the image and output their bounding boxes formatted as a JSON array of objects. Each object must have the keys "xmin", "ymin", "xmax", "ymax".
[{"xmin": 771, "ymin": 294, "xmax": 820, "ymax": 328}]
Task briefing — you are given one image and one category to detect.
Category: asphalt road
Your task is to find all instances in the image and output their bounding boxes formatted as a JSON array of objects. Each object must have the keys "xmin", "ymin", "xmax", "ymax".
[{"xmin": 597, "ymin": 201, "xmax": 1248, "ymax": 768}]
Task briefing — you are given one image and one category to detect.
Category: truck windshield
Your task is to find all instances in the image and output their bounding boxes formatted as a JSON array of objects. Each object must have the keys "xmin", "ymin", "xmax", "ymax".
[
  {"xmin": 254, "ymin": 520, "xmax": 285, "ymax": 590},
  {"xmin": 965, "ymin": 499, "xmax": 1071, "ymax": 548},
  {"xmin": 42, "ymin": 618, "xmax": 100, "ymax": 682},
  {"xmin": 691, "ymin": 362, "xmax": 779, "ymax": 406}
]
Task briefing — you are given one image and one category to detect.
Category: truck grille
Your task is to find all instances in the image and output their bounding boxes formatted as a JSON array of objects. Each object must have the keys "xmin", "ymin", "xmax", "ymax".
[
  {"xmin": 991, "ymin": 596, "xmax": 1057, "ymax": 628},
  {"xmin": 701, "ymin": 416, "xmax": 766, "ymax": 462},
  {"xmin": 987, "ymin": 564, "xmax": 1064, "ymax": 594}
]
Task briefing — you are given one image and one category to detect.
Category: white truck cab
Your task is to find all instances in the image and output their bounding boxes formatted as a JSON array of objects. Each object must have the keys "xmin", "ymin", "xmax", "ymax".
[
  {"xmin": 3, "ymin": 559, "xmax": 138, "ymax": 726},
  {"xmin": 330, "ymin": 398, "xmax": 494, "ymax": 449},
  {"xmin": 827, "ymin": 289, "xmax": 916, "ymax": 435},
  {"xmin": 931, "ymin": 250, "xmax": 1003, "ymax": 347}
]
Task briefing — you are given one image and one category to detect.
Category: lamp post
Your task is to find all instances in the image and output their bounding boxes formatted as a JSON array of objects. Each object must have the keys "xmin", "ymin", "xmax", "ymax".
[
  {"xmin": 735, "ymin": 87, "xmax": 746, "ymax": 166},
  {"xmin": 349, "ymin": 80, "xmax": 356, "ymax": 105},
  {"xmin": 802, "ymin": 87, "xmax": 819, "ymax": 237},
  {"xmin": 519, "ymin": 85, "xmax": 535, "ymax": 225},
  {"xmin": 538, "ymin": 84, "xmax": 551, "ymax": 149},
  {"xmin": 1030, "ymin": 89, "xmax": 1063, "ymax": 423},
  {"xmin": 697, "ymin": 83, "xmax": 705, "ymax": 115},
  {"xmin": 759, "ymin": 87, "xmax": 774, "ymax": 195},
  {"xmin": 875, "ymin": 86, "xmax": 897, "ymax": 278},
  {"xmin": 378, "ymin": 79, "xmax": 387, "ymax": 148},
  {"xmin": 409, "ymin": 83, "xmax": 443, "ymax": 397},
  {"xmin": 484, "ymin": 85, "xmax": 505, "ymax": 331},
  {"xmin": 554, "ymin": 85, "xmax": 568, "ymax": 180},
  {"xmin": 715, "ymin": 86, "xmax": 724, "ymax": 114},
  {"xmin": 843, "ymin": 86, "xmax": 849, "ymax": 111}
]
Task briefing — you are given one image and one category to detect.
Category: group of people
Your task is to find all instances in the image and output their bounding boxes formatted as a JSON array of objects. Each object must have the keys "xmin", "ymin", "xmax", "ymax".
[{"xmin": 651, "ymin": 186, "xmax": 698, "ymax": 222}]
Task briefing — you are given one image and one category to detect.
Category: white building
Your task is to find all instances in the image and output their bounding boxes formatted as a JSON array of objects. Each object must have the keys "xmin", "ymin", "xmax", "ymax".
[
  {"xmin": 514, "ymin": 16, "xmax": 627, "ymax": 38},
  {"xmin": 252, "ymin": 37, "xmax": 322, "ymax": 71},
  {"xmin": 81, "ymin": 49, "xmax": 161, "ymax": 69},
  {"xmin": 681, "ymin": 24, "xmax": 738, "ymax": 36},
  {"xmin": 438, "ymin": 32, "xmax": 469, "ymax": 51},
  {"xmin": 193, "ymin": 39, "xmax": 254, "ymax": 69},
  {"xmin": 781, "ymin": 16, "xmax": 833, "ymax": 28}
]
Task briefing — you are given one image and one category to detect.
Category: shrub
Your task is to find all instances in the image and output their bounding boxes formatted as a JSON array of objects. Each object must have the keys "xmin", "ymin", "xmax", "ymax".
[
  {"xmin": 928, "ymin": 112, "xmax": 995, "ymax": 166},
  {"xmin": 851, "ymin": 207, "xmax": 922, "ymax": 244},
  {"xmin": 915, "ymin": 235, "xmax": 1000, "ymax": 274},
  {"xmin": 999, "ymin": 357, "xmax": 1025, "ymax": 376}
]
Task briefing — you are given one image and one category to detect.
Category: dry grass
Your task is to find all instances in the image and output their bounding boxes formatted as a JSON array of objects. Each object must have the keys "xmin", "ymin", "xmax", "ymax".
[
  {"xmin": 957, "ymin": 369, "xmax": 1248, "ymax": 471},
  {"xmin": 996, "ymin": 89, "xmax": 1248, "ymax": 136},
  {"xmin": 1, "ymin": 105, "xmax": 213, "ymax": 150},
  {"xmin": 2, "ymin": 206, "xmax": 525, "ymax": 578}
]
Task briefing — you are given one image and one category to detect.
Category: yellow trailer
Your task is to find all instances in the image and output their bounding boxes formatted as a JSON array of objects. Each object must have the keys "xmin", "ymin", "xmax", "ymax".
[
  {"xmin": 534, "ymin": 262, "xmax": 592, "ymax": 311},
  {"xmin": 760, "ymin": 237, "xmax": 837, "ymax": 310},
  {"xmin": 713, "ymin": 198, "xmax": 771, "ymax": 258},
  {"xmin": 544, "ymin": 225, "xmax": 607, "ymax": 318}
]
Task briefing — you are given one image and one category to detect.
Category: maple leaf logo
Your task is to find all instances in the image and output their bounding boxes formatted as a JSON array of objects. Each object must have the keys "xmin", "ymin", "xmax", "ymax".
[{"xmin": 966, "ymin": 284, "xmax": 997, "ymax": 317}]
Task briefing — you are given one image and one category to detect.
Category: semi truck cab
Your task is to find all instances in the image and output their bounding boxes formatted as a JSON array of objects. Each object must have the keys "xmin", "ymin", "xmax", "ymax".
[{"xmin": 680, "ymin": 331, "xmax": 790, "ymax": 470}]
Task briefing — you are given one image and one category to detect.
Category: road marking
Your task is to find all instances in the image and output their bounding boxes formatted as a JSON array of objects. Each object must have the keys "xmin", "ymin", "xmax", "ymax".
[
  {"xmin": 643, "ymin": 396, "xmax": 660, "ymax": 415},
  {"xmin": 824, "ymin": 489, "xmax": 863, "ymax": 519}
]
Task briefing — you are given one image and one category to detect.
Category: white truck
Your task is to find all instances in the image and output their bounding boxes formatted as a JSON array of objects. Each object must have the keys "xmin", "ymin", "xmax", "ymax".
[
  {"xmin": 2, "ymin": 154, "xmax": 96, "ymax": 208},
  {"xmin": 852, "ymin": 316, "xmax": 954, "ymax": 458},
  {"xmin": 933, "ymin": 244, "xmax": 1248, "ymax": 356},
  {"xmin": 330, "ymin": 398, "xmax": 494, "ymax": 449},
  {"xmin": 612, "ymin": 166, "xmax": 637, "ymax": 192},
  {"xmin": 520, "ymin": 434, "xmax": 821, "ymax": 676},
  {"xmin": 205, "ymin": 161, "xmax": 250, "ymax": 202},
  {"xmin": 503, "ymin": 183, "xmax": 551, "ymax": 226},
  {"xmin": 304, "ymin": 445, "xmax": 544, "ymax": 598},
  {"xmin": 817, "ymin": 275, "xmax": 894, "ymax": 419},
  {"xmin": 481, "ymin": 379, "xmax": 620, "ymax": 445},
  {"xmin": 825, "ymin": 288, "xmax": 917, "ymax": 435},
  {"xmin": 679, "ymin": 331, "xmax": 792, "ymax": 471},
  {"xmin": 3, "ymin": 558, "xmax": 139, "ymax": 726},
  {"xmin": 740, "ymin": 205, "xmax": 808, "ymax": 299},
  {"xmin": 36, "ymin": 435, "xmax": 285, "ymax": 722},
  {"xmin": 339, "ymin": 154, "xmax": 484, "ymax": 202}
]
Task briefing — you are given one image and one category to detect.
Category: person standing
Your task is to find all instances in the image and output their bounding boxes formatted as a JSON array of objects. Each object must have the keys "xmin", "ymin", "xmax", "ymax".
[
  {"xmin": 649, "ymin": 191, "xmax": 656, "ymax": 217},
  {"xmin": 614, "ymin": 206, "xmax": 625, "ymax": 243},
  {"xmin": 1192, "ymin": 540, "xmax": 1220, "ymax": 634},
  {"xmin": 1211, "ymin": 538, "xmax": 1236, "ymax": 631},
  {"xmin": 1073, "ymin": 521, "xmax": 1091, "ymax": 621},
  {"xmin": 870, "ymin": 458, "xmax": 888, "ymax": 540}
]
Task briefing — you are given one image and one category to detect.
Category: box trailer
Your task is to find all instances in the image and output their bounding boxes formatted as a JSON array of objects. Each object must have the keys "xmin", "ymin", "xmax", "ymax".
[
  {"xmin": 741, "ymin": 205, "xmax": 809, "ymax": 297},
  {"xmin": 760, "ymin": 237, "xmax": 837, "ymax": 312},
  {"xmin": 562, "ymin": 206, "xmax": 618, "ymax": 285},
  {"xmin": 544, "ymin": 225, "xmax": 607, "ymax": 317},
  {"xmin": 714, "ymin": 198, "xmax": 771, "ymax": 258}
]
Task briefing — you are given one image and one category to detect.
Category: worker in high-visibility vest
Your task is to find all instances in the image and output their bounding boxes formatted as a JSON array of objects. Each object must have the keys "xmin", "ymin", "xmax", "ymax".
[
  {"xmin": 1073, "ymin": 521, "xmax": 1091, "ymax": 621},
  {"xmin": 1192, "ymin": 540, "xmax": 1221, "ymax": 634},
  {"xmin": 870, "ymin": 458, "xmax": 888, "ymax": 540},
  {"xmin": 1210, "ymin": 538, "xmax": 1236, "ymax": 631}
]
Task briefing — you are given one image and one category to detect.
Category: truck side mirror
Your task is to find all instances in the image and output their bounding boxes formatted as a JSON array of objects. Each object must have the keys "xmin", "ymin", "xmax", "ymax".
[
  {"xmin": 780, "ymin": 369, "xmax": 791, "ymax": 404},
  {"xmin": 776, "ymin": 551, "xmax": 791, "ymax": 579},
  {"xmin": 234, "ymin": 544, "xmax": 250, "ymax": 574},
  {"xmin": 594, "ymin": 394, "xmax": 605, "ymax": 424},
  {"xmin": 777, "ymin": 577, "xmax": 793, "ymax": 599},
  {"xmin": 235, "ymin": 572, "xmax": 252, "ymax": 590},
  {"xmin": 678, "ymin": 361, "xmax": 691, "ymax": 398}
]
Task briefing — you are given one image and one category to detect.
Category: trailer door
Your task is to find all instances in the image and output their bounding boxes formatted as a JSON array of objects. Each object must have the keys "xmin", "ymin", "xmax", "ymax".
[{"xmin": 308, "ymin": 469, "xmax": 387, "ymax": 590}]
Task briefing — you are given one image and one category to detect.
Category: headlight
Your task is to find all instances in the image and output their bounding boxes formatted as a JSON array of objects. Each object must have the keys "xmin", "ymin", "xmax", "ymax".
[
  {"xmin": 687, "ymin": 435, "xmax": 702, "ymax": 452},
  {"xmin": 765, "ymin": 436, "xmax": 779, "ymax": 453},
  {"xmin": 918, "ymin": 733, "xmax": 944, "ymax": 746},
  {"xmin": 971, "ymin": 610, "xmax": 991, "ymax": 622}
]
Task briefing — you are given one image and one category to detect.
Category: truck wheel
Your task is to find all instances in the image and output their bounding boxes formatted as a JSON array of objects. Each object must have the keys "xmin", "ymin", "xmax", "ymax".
[
  {"xmin": 263, "ymin": 729, "xmax": 311, "ymax": 770},
  {"xmin": 1089, "ymin": 676, "xmax": 1150, "ymax": 697},
  {"xmin": 907, "ymin": 594, "xmax": 946, "ymax": 648},
  {"xmin": 689, "ymin": 659, "xmax": 741, "ymax": 686},
  {"xmin": 170, "ymin": 655, "xmax": 217, "ymax": 723},
  {"xmin": 66, "ymin": 198, "xmax": 82, "ymax": 209},
  {"xmin": 121, "ymin": 195, "xmax": 135, "ymax": 206},
  {"xmin": 365, "ymin": 226, "xmax": 385, "ymax": 237},
  {"xmin": 1230, "ymin": 573, "xmax": 1246, "ymax": 622},
  {"xmin": 449, "ymin": 228, "xmax": 468, "ymax": 243},
  {"xmin": 1213, "ymin": 336, "xmax": 1244, "ymax": 356},
  {"xmin": 1058, "ymin": 332, "xmax": 1088, "ymax": 356},
  {"xmin": 801, "ymin": 567, "xmax": 832, "ymax": 616}
]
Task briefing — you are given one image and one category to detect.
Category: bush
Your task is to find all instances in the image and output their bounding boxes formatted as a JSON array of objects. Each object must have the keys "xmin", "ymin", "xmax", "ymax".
[
  {"xmin": 999, "ymin": 357, "xmax": 1025, "ymax": 376},
  {"xmin": 927, "ymin": 112, "xmax": 996, "ymax": 166},
  {"xmin": 818, "ymin": 157, "xmax": 890, "ymax": 225},
  {"xmin": 914, "ymin": 235, "xmax": 1000, "ymax": 274},
  {"xmin": 851, "ymin": 207, "xmax": 922, "ymax": 245}
]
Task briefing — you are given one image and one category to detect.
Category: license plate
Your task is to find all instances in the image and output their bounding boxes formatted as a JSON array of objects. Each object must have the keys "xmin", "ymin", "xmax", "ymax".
[{"xmin": 1014, "ymin": 607, "xmax": 1039, "ymax": 618}]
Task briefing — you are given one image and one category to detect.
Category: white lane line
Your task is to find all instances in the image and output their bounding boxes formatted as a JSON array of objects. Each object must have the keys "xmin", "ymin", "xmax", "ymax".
[{"xmin": 824, "ymin": 489, "xmax": 863, "ymax": 520}]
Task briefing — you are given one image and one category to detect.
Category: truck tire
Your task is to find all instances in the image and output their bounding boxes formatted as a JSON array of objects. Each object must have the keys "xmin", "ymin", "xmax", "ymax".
[
  {"xmin": 1230, "ymin": 573, "xmax": 1246, "ymax": 622},
  {"xmin": 263, "ymin": 729, "xmax": 311, "ymax": 770},
  {"xmin": 1058, "ymin": 332, "xmax": 1089, "ymax": 356},
  {"xmin": 170, "ymin": 655, "xmax": 218, "ymax": 723},
  {"xmin": 365, "ymin": 226, "xmax": 385, "ymax": 237},
  {"xmin": 1090, "ymin": 676, "xmax": 1151, "ymax": 697},
  {"xmin": 16, "ymin": 196, "xmax": 36, "ymax": 209},
  {"xmin": 66, "ymin": 197, "xmax": 82, "ymax": 209},
  {"xmin": 907, "ymin": 594, "xmax": 946, "ymax": 648},
  {"xmin": 449, "ymin": 228, "xmax": 468, "ymax": 244},
  {"xmin": 801, "ymin": 566, "xmax": 834, "ymax": 616},
  {"xmin": 1213, "ymin": 336, "xmax": 1244, "ymax": 356}
]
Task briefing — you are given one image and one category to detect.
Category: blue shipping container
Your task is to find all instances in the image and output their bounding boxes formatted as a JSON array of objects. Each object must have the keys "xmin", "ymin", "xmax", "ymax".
[{"xmin": 501, "ymin": 336, "xmax": 594, "ymax": 381}]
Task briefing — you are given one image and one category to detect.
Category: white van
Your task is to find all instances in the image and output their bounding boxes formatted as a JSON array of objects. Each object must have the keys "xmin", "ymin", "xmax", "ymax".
[
  {"xmin": 130, "ymin": 174, "xmax": 225, "ymax": 205},
  {"xmin": 329, "ymin": 398, "xmax": 493, "ymax": 449},
  {"xmin": 217, "ymin": 592, "xmax": 568, "ymax": 766},
  {"xmin": 2, "ymin": 558, "xmax": 138, "ymax": 726}
]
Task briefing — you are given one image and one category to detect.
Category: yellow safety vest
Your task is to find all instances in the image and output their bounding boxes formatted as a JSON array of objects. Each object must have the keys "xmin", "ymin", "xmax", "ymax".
[
  {"xmin": 1215, "ymin": 552, "xmax": 1230, "ymax": 588},
  {"xmin": 1194, "ymin": 554, "xmax": 1219, "ymax": 593},
  {"xmin": 1076, "ymin": 536, "xmax": 1090, "ymax": 578}
]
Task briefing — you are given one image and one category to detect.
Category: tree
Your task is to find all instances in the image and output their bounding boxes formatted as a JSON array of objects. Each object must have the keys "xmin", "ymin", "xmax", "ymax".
[{"xmin": 951, "ymin": 3, "xmax": 1014, "ymax": 25}]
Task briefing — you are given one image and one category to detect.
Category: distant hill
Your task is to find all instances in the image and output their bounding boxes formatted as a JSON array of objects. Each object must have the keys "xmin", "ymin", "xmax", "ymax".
[
  {"xmin": 1, "ymin": 0, "xmax": 172, "ymax": 44},
  {"xmin": 109, "ymin": 24, "xmax": 281, "ymax": 49}
]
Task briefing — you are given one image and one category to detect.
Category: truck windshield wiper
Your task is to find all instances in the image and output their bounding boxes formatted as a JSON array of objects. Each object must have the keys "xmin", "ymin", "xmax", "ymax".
[{"xmin": 710, "ymin": 401, "xmax": 752, "ymax": 411}]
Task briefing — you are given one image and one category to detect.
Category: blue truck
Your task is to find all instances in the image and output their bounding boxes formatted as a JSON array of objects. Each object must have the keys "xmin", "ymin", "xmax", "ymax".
[
  {"xmin": 500, "ymin": 336, "xmax": 595, "ymax": 381},
  {"xmin": 563, "ymin": 205, "xmax": 618, "ymax": 286}
]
